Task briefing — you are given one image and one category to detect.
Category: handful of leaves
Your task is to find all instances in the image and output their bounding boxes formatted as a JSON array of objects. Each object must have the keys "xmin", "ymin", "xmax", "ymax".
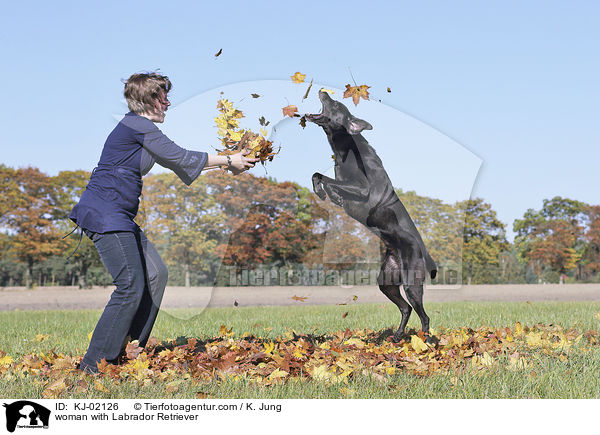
[{"xmin": 213, "ymin": 98, "xmax": 278, "ymax": 167}]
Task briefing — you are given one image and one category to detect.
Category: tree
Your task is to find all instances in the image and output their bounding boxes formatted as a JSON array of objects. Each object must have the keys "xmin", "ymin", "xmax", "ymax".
[
  {"xmin": 582, "ymin": 205, "xmax": 600, "ymax": 277},
  {"xmin": 458, "ymin": 198, "xmax": 509, "ymax": 284},
  {"xmin": 514, "ymin": 196, "xmax": 587, "ymax": 280},
  {"xmin": 4, "ymin": 167, "xmax": 66, "ymax": 287}
]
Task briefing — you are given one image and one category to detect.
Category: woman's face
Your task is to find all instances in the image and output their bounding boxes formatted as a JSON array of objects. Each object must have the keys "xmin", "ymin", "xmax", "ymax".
[{"xmin": 147, "ymin": 90, "xmax": 170, "ymax": 123}]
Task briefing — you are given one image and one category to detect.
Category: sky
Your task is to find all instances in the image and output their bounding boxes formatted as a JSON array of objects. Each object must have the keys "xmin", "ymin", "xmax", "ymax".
[{"xmin": 1, "ymin": 1, "xmax": 598, "ymax": 240}]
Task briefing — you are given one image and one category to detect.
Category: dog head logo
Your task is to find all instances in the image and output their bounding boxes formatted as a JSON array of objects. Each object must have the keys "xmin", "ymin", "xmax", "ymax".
[{"xmin": 3, "ymin": 401, "xmax": 50, "ymax": 433}]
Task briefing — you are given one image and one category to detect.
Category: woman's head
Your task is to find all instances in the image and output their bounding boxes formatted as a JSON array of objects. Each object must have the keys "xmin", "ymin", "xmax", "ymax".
[{"xmin": 123, "ymin": 72, "xmax": 172, "ymax": 122}]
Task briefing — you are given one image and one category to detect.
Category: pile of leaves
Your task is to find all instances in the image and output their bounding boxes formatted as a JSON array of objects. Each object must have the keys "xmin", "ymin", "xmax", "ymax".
[
  {"xmin": 1, "ymin": 323, "xmax": 598, "ymax": 397},
  {"xmin": 213, "ymin": 99, "xmax": 278, "ymax": 165}
]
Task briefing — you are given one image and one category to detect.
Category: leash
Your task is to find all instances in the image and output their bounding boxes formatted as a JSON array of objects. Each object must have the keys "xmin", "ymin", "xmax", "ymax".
[{"xmin": 62, "ymin": 225, "xmax": 83, "ymax": 262}]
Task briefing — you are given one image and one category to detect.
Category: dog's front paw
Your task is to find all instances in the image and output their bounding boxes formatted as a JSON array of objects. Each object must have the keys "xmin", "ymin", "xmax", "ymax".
[{"xmin": 312, "ymin": 173, "xmax": 327, "ymax": 200}]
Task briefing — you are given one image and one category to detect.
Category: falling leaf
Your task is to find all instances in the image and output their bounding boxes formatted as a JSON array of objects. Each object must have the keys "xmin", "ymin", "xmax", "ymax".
[
  {"xmin": 303, "ymin": 79, "xmax": 313, "ymax": 100},
  {"xmin": 260, "ymin": 128, "xmax": 268, "ymax": 137},
  {"xmin": 282, "ymin": 105, "xmax": 299, "ymax": 118},
  {"xmin": 320, "ymin": 88, "xmax": 335, "ymax": 94},
  {"xmin": 234, "ymin": 300, "xmax": 239, "ymax": 307},
  {"xmin": 251, "ymin": 93, "xmax": 260, "ymax": 98},
  {"xmin": 343, "ymin": 84, "xmax": 370, "ymax": 106},
  {"xmin": 352, "ymin": 295, "xmax": 358, "ymax": 302},
  {"xmin": 342, "ymin": 312, "xmax": 348, "ymax": 319},
  {"xmin": 87, "ymin": 331, "xmax": 93, "ymax": 342},
  {"xmin": 259, "ymin": 116, "xmax": 270, "ymax": 126},
  {"xmin": 214, "ymin": 48, "xmax": 222, "ymax": 57},
  {"xmin": 299, "ymin": 116, "xmax": 306, "ymax": 128},
  {"xmin": 290, "ymin": 72, "xmax": 306, "ymax": 83},
  {"xmin": 387, "ymin": 87, "xmax": 391, "ymax": 93},
  {"xmin": 292, "ymin": 295, "xmax": 307, "ymax": 302}
]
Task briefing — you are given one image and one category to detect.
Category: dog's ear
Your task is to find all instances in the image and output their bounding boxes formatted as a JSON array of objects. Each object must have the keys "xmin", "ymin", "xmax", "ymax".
[{"xmin": 347, "ymin": 117, "xmax": 373, "ymax": 135}]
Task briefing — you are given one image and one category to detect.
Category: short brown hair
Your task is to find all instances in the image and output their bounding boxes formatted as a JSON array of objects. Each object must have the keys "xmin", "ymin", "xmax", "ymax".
[{"xmin": 123, "ymin": 72, "xmax": 172, "ymax": 114}]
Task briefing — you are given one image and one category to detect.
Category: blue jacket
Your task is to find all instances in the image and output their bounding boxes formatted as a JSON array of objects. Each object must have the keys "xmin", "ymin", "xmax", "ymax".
[{"xmin": 69, "ymin": 112, "xmax": 208, "ymax": 233}]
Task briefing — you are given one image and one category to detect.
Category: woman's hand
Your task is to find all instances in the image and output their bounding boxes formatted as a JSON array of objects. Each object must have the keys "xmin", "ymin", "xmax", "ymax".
[
  {"xmin": 228, "ymin": 149, "xmax": 260, "ymax": 175},
  {"xmin": 205, "ymin": 150, "xmax": 260, "ymax": 174}
]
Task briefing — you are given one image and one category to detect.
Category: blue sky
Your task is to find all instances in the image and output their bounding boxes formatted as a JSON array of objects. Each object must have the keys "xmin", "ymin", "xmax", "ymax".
[{"xmin": 1, "ymin": 1, "xmax": 598, "ymax": 240}]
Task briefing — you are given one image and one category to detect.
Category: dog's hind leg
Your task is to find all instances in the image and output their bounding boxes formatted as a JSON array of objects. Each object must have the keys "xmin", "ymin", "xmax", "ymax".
[{"xmin": 378, "ymin": 249, "xmax": 412, "ymax": 342}]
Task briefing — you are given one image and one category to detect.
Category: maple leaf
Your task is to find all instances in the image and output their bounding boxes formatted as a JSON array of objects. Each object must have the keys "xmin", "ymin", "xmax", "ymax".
[
  {"xmin": 125, "ymin": 340, "xmax": 143, "ymax": 359},
  {"xmin": 292, "ymin": 295, "xmax": 307, "ymax": 302},
  {"xmin": 343, "ymin": 84, "xmax": 370, "ymax": 106},
  {"xmin": 290, "ymin": 72, "xmax": 306, "ymax": 83},
  {"xmin": 282, "ymin": 105, "xmax": 298, "ymax": 118},
  {"xmin": 42, "ymin": 378, "xmax": 67, "ymax": 399}
]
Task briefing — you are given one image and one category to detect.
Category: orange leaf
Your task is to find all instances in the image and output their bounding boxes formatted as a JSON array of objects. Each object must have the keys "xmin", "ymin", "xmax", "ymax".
[
  {"xmin": 343, "ymin": 84, "xmax": 370, "ymax": 106},
  {"xmin": 292, "ymin": 295, "xmax": 307, "ymax": 302},
  {"xmin": 290, "ymin": 72, "xmax": 306, "ymax": 83},
  {"xmin": 125, "ymin": 340, "xmax": 143, "ymax": 360},
  {"xmin": 282, "ymin": 105, "xmax": 299, "ymax": 118}
]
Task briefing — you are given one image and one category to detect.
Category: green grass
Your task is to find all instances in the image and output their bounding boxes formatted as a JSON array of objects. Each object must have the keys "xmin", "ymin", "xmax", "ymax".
[{"xmin": 1, "ymin": 301, "xmax": 600, "ymax": 399}]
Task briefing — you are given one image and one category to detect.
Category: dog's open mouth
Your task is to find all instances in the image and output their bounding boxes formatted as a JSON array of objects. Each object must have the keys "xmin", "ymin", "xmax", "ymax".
[{"xmin": 304, "ymin": 113, "xmax": 324, "ymax": 122}]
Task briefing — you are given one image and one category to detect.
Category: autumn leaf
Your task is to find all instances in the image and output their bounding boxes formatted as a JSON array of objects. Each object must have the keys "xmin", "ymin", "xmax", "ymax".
[
  {"xmin": 320, "ymin": 88, "xmax": 335, "ymax": 94},
  {"xmin": 35, "ymin": 333, "xmax": 50, "ymax": 342},
  {"xmin": 125, "ymin": 340, "xmax": 143, "ymax": 360},
  {"xmin": 0, "ymin": 355, "xmax": 13, "ymax": 366},
  {"xmin": 251, "ymin": 93, "xmax": 260, "ymax": 98},
  {"xmin": 282, "ymin": 105, "xmax": 299, "ymax": 118},
  {"xmin": 290, "ymin": 72, "xmax": 306, "ymax": 83},
  {"xmin": 299, "ymin": 116, "xmax": 306, "ymax": 128},
  {"xmin": 258, "ymin": 116, "xmax": 270, "ymax": 126},
  {"xmin": 214, "ymin": 48, "xmax": 222, "ymax": 57},
  {"xmin": 42, "ymin": 378, "xmax": 67, "ymax": 398},
  {"xmin": 343, "ymin": 84, "xmax": 370, "ymax": 106},
  {"xmin": 292, "ymin": 295, "xmax": 307, "ymax": 302},
  {"xmin": 387, "ymin": 87, "xmax": 391, "ymax": 93},
  {"xmin": 219, "ymin": 324, "xmax": 233, "ymax": 336},
  {"xmin": 342, "ymin": 312, "xmax": 348, "ymax": 319},
  {"xmin": 410, "ymin": 335, "xmax": 428, "ymax": 353}
]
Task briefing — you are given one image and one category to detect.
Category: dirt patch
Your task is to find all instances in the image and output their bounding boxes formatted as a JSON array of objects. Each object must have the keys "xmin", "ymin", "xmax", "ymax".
[{"xmin": 1, "ymin": 284, "xmax": 599, "ymax": 311}]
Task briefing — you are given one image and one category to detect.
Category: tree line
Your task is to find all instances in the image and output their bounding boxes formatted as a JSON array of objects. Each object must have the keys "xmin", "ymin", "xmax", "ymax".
[{"xmin": 0, "ymin": 164, "xmax": 598, "ymax": 288}]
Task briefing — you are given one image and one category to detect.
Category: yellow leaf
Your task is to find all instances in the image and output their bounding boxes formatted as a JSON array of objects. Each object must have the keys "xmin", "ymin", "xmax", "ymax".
[
  {"xmin": 35, "ymin": 334, "xmax": 50, "ymax": 342},
  {"xmin": 594, "ymin": 312, "xmax": 600, "ymax": 319},
  {"xmin": 525, "ymin": 332, "xmax": 543, "ymax": 347},
  {"xmin": 268, "ymin": 368, "xmax": 288, "ymax": 380},
  {"xmin": 514, "ymin": 322, "xmax": 524, "ymax": 336},
  {"xmin": 345, "ymin": 338, "xmax": 366, "ymax": 349},
  {"xmin": 94, "ymin": 381, "xmax": 109, "ymax": 392},
  {"xmin": 263, "ymin": 341, "xmax": 275, "ymax": 355},
  {"xmin": 219, "ymin": 324, "xmax": 232, "ymax": 336},
  {"xmin": 386, "ymin": 366, "xmax": 396, "ymax": 375},
  {"xmin": 320, "ymin": 88, "xmax": 335, "ymax": 95},
  {"xmin": 343, "ymin": 84, "xmax": 370, "ymax": 106},
  {"xmin": 87, "ymin": 331, "xmax": 93, "ymax": 342},
  {"xmin": 410, "ymin": 335, "xmax": 428, "ymax": 353},
  {"xmin": 260, "ymin": 128, "xmax": 268, "ymax": 137},
  {"xmin": 290, "ymin": 72, "xmax": 306, "ymax": 83},
  {"xmin": 481, "ymin": 352, "xmax": 494, "ymax": 366},
  {"xmin": 0, "ymin": 355, "xmax": 14, "ymax": 366}
]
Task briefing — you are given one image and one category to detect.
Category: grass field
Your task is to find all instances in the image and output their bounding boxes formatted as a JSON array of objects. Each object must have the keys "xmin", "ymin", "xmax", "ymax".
[{"xmin": 1, "ymin": 301, "xmax": 600, "ymax": 399}]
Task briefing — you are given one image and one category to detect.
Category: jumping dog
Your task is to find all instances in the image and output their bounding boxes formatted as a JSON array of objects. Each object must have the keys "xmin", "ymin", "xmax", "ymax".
[{"xmin": 305, "ymin": 90, "xmax": 438, "ymax": 342}]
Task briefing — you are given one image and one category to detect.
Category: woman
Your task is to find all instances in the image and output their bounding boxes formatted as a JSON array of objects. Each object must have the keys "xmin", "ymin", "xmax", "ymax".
[{"xmin": 69, "ymin": 72, "xmax": 258, "ymax": 373}]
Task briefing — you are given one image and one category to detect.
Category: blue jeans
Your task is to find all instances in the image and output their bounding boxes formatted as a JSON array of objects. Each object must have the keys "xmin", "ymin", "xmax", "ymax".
[{"xmin": 79, "ymin": 227, "xmax": 168, "ymax": 373}]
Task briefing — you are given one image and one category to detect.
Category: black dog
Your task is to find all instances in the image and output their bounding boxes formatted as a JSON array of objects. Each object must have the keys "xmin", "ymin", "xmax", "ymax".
[{"xmin": 305, "ymin": 90, "xmax": 438, "ymax": 342}]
